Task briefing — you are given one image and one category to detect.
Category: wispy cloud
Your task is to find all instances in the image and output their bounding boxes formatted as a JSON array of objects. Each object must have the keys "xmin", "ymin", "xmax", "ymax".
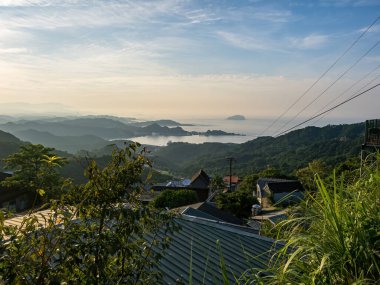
[
  {"xmin": 290, "ymin": 34, "xmax": 329, "ymax": 49},
  {"xmin": 217, "ymin": 31, "xmax": 268, "ymax": 51},
  {"xmin": 359, "ymin": 24, "xmax": 380, "ymax": 33},
  {"xmin": 250, "ymin": 9, "xmax": 293, "ymax": 23}
]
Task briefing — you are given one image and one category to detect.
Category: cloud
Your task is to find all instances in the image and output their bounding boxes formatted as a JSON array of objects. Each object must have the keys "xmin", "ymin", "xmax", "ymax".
[
  {"xmin": 290, "ymin": 34, "xmax": 329, "ymax": 49},
  {"xmin": 359, "ymin": 24, "xmax": 380, "ymax": 33},
  {"xmin": 250, "ymin": 9, "xmax": 293, "ymax": 23},
  {"xmin": 217, "ymin": 31, "xmax": 268, "ymax": 51}
]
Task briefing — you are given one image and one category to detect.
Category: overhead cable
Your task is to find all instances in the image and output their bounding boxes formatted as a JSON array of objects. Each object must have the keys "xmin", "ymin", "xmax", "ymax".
[
  {"xmin": 274, "ymin": 83, "xmax": 380, "ymax": 137},
  {"xmin": 257, "ymin": 15, "xmax": 380, "ymax": 137},
  {"xmin": 273, "ymin": 39, "xmax": 380, "ymax": 136}
]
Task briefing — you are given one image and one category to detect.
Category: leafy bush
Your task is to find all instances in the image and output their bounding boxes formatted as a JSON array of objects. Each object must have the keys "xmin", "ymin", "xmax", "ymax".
[
  {"xmin": 215, "ymin": 188, "xmax": 258, "ymax": 219},
  {"xmin": 151, "ymin": 189, "xmax": 198, "ymax": 209}
]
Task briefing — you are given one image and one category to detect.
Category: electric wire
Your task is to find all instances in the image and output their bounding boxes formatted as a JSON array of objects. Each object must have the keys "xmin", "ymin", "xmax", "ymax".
[
  {"xmin": 274, "ymin": 83, "xmax": 380, "ymax": 137},
  {"xmin": 273, "ymin": 39, "xmax": 380, "ymax": 136},
  {"xmin": 257, "ymin": 15, "xmax": 380, "ymax": 137},
  {"xmin": 312, "ymin": 64, "xmax": 380, "ymax": 118},
  {"xmin": 312, "ymin": 71, "xmax": 380, "ymax": 124}
]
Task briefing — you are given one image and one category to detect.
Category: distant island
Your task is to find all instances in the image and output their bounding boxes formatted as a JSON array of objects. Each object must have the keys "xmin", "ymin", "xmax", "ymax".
[{"xmin": 227, "ymin": 115, "xmax": 245, "ymax": 120}]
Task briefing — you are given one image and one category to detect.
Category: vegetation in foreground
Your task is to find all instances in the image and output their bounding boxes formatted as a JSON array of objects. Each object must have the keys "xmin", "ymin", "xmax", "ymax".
[
  {"xmin": 0, "ymin": 144, "xmax": 176, "ymax": 284},
  {"xmin": 257, "ymin": 155, "xmax": 380, "ymax": 284}
]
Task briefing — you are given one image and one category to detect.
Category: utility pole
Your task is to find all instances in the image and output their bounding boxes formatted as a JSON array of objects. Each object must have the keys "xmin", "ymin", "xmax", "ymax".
[{"xmin": 226, "ymin": 157, "xmax": 234, "ymax": 191}]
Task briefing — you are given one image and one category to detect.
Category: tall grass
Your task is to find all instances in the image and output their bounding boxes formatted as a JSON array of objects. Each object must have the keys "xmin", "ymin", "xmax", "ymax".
[{"xmin": 259, "ymin": 158, "xmax": 380, "ymax": 284}]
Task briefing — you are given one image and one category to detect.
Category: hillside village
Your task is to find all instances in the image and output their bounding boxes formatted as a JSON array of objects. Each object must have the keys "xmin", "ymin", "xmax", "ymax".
[{"xmin": 0, "ymin": 119, "xmax": 378, "ymax": 283}]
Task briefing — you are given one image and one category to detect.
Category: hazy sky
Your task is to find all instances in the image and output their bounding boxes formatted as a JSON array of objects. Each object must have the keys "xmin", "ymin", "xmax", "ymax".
[{"xmin": 0, "ymin": 0, "xmax": 379, "ymax": 127}]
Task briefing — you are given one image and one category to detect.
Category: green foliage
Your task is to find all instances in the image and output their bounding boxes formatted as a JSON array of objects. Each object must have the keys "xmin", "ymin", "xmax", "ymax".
[
  {"xmin": 153, "ymin": 123, "xmax": 364, "ymax": 177},
  {"xmin": 258, "ymin": 157, "xmax": 380, "ymax": 284},
  {"xmin": 215, "ymin": 188, "xmax": 258, "ymax": 219},
  {"xmin": 1, "ymin": 144, "xmax": 68, "ymax": 201},
  {"xmin": 0, "ymin": 144, "xmax": 177, "ymax": 284},
  {"xmin": 151, "ymin": 189, "xmax": 198, "ymax": 209},
  {"xmin": 238, "ymin": 174, "xmax": 259, "ymax": 195},
  {"xmin": 210, "ymin": 175, "xmax": 225, "ymax": 192},
  {"xmin": 296, "ymin": 160, "xmax": 330, "ymax": 191}
]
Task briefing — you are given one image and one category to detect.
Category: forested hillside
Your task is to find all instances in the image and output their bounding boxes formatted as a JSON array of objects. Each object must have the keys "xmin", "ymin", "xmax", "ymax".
[
  {"xmin": 0, "ymin": 122, "xmax": 365, "ymax": 179},
  {"xmin": 0, "ymin": 130, "xmax": 23, "ymax": 170},
  {"xmin": 152, "ymin": 123, "xmax": 365, "ymax": 176}
]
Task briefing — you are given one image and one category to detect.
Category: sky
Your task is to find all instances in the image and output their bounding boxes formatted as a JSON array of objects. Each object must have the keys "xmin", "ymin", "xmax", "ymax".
[{"xmin": 0, "ymin": 0, "xmax": 379, "ymax": 131}]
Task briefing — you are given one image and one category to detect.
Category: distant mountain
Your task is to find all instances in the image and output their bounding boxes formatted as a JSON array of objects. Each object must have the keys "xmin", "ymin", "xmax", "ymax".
[
  {"xmin": 0, "ymin": 129, "xmax": 21, "ymax": 143},
  {"xmin": 0, "ymin": 130, "xmax": 23, "ymax": 170},
  {"xmin": 227, "ymin": 115, "xmax": 245, "ymax": 120},
  {"xmin": 0, "ymin": 119, "xmax": 139, "ymax": 139},
  {"xmin": 130, "ymin": 119, "xmax": 193, "ymax": 127},
  {"xmin": 152, "ymin": 123, "xmax": 365, "ymax": 176},
  {"xmin": 13, "ymin": 129, "xmax": 108, "ymax": 154}
]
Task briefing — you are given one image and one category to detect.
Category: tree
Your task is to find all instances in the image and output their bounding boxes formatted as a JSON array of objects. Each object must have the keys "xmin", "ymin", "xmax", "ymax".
[
  {"xmin": 151, "ymin": 189, "xmax": 198, "ymax": 209},
  {"xmin": 1, "ymin": 144, "xmax": 68, "ymax": 201},
  {"xmin": 0, "ymin": 144, "xmax": 176, "ymax": 284},
  {"xmin": 210, "ymin": 175, "xmax": 225, "ymax": 193},
  {"xmin": 239, "ymin": 174, "xmax": 259, "ymax": 196},
  {"xmin": 296, "ymin": 160, "xmax": 329, "ymax": 191},
  {"xmin": 215, "ymin": 188, "xmax": 258, "ymax": 219}
]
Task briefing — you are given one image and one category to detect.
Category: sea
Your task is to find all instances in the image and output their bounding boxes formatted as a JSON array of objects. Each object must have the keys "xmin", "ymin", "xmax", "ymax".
[{"xmin": 126, "ymin": 117, "xmax": 347, "ymax": 146}]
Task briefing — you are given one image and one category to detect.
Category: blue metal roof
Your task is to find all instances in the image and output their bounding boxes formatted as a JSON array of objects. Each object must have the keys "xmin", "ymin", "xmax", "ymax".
[{"xmin": 155, "ymin": 216, "xmax": 281, "ymax": 284}]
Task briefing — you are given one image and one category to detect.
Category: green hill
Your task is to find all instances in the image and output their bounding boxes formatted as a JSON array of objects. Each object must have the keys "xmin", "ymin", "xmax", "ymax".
[
  {"xmin": 13, "ymin": 129, "xmax": 109, "ymax": 154},
  {"xmin": 152, "ymin": 123, "xmax": 365, "ymax": 176},
  {"xmin": 0, "ymin": 130, "xmax": 23, "ymax": 170}
]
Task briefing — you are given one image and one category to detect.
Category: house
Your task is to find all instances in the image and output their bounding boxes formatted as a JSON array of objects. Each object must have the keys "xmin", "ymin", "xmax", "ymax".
[
  {"xmin": 157, "ymin": 215, "xmax": 280, "ymax": 284},
  {"xmin": 189, "ymin": 169, "xmax": 210, "ymax": 189},
  {"xmin": 223, "ymin": 175, "xmax": 240, "ymax": 192},
  {"xmin": 256, "ymin": 178, "xmax": 304, "ymax": 207},
  {"xmin": 151, "ymin": 170, "xmax": 211, "ymax": 202}
]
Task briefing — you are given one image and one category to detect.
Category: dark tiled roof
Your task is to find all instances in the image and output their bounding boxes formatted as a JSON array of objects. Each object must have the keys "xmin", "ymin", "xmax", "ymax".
[
  {"xmin": 156, "ymin": 216, "xmax": 280, "ymax": 285},
  {"xmin": 190, "ymin": 169, "xmax": 210, "ymax": 189},
  {"xmin": 257, "ymin": 178, "xmax": 304, "ymax": 193},
  {"xmin": 265, "ymin": 181, "xmax": 304, "ymax": 193},
  {"xmin": 182, "ymin": 207, "xmax": 223, "ymax": 222},
  {"xmin": 257, "ymin": 178, "xmax": 298, "ymax": 191},
  {"xmin": 197, "ymin": 202, "xmax": 242, "ymax": 225}
]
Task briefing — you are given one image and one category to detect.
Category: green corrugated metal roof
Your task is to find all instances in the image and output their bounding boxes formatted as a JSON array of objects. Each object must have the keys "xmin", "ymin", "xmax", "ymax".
[{"xmin": 157, "ymin": 216, "xmax": 281, "ymax": 285}]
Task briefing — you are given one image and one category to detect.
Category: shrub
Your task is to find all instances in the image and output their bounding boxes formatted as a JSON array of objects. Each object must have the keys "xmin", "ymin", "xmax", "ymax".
[{"xmin": 151, "ymin": 189, "xmax": 198, "ymax": 209}]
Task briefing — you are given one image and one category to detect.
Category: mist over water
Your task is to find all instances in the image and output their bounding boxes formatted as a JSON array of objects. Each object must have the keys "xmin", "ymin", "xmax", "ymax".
[{"xmin": 126, "ymin": 116, "xmax": 356, "ymax": 146}]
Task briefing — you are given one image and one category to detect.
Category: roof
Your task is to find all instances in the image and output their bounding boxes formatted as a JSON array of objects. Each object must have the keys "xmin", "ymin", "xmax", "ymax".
[
  {"xmin": 0, "ymin": 171, "xmax": 12, "ymax": 181},
  {"xmin": 257, "ymin": 177, "xmax": 299, "ymax": 191},
  {"xmin": 252, "ymin": 209, "xmax": 288, "ymax": 225},
  {"xmin": 223, "ymin": 176, "xmax": 239, "ymax": 184},
  {"xmin": 156, "ymin": 216, "xmax": 281, "ymax": 285},
  {"xmin": 265, "ymin": 181, "xmax": 304, "ymax": 193},
  {"xmin": 257, "ymin": 178, "xmax": 303, "ymax": 192},
  {"xmin": 178, "ymin": 201, "xmax": 243, "ymax": 225},
  {"xmin": 190, "ymin": 169, "xmax": 210, "ymax": 189}
]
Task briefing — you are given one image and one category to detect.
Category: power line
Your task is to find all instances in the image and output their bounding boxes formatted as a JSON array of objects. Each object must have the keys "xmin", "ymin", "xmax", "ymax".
[
  {"xmin": 274, "ymin": 83, "xmax": 380, "ymax": 137},
  {"xmin": 312, "ymin": 70, "xmax": 380, "ymax": 124},
  {"xmin": 312, "ymin": 64, "xmax": 380, "ymax": 118},
  {"xmin": 273, "ymin": 39, "xmax": 380, "ymax": 136},
  {"xmin": 257, "ymin": 15, "xmax": 380, "ymax": 137}
]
